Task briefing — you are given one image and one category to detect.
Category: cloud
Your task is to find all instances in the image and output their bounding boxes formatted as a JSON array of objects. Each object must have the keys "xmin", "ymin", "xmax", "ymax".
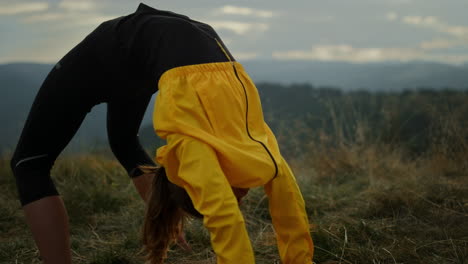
[
  {"xmin": 398, "ymin": 15, "xmax": 468, "ymax": 56},
  {"xmin": 0, "ymin": 2, "xmax": 49, "ymax": 15},
  {"xmin": 419, "ymin": 38, "xmax": 463, "ymax": 50},
  {"xmin": 215, "ymin": 5, "xmax": 274, "ymax": 18},
  {"xmin": 23, "ymin": 12, "xmax": 65, "ymax": 22},
  {"xmin": 21, "ymin": 1, "xmax": 112, "ymax": 26},
  {"xmin": 273, "ymin": 45, "xmax": 423, "ymax": 63},
  {"xmin": 207, "ymin": 6, "xmax": 273, "ymax": 36},
  {"xmin": 206, "ymin": 20, "xmax": 269, "ymax": 35},
  {"xmin": 0, "ymin": 31, "xmax": 89, "ymax": 63},
  {"xmin": 401, "ymin": 15, "xmax": 468, "ymax": 38},
  {"xmin": 402, "ymin": 15, "xmax": 439, "ymax": 26},
  {"xmin": 386, "ymin": 12, "xmax": 398, "ymax": 21},
  {"xmin": 273, "ymin": 44, "xmax": 468, "ymax": 64},
  {"xmin": 58, "ymin": 1, "xmax": 97, "ymax": 12},
  {"xmin": 284, "ymin": 14, "xmax": 468, "ymax": 64},
  {"xmin": 23, "ymin": 12, "xmax": 115, "ymax": 26},
  {"xmin": 233, "ymin": 52, "xmax": 259, "ymax": 60},
  {"xmin": 445, "ymin": 26, "xmax": 468, "ymax": 38}
]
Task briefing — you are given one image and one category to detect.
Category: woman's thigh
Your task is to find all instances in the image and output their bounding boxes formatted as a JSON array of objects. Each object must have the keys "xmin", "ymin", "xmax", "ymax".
[{"xmin": 11, "ymin": 39, "xmax": 103, "ymax": 169}]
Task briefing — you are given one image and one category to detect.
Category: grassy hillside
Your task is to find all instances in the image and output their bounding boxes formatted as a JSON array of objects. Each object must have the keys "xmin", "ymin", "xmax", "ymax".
[{"xmin": 1, "ymin": 90, "xmax": 467, "ymax": 263}]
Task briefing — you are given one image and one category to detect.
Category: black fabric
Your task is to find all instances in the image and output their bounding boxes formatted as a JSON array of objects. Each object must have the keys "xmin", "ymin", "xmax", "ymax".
[
  {"xmin": 12, "ymin": 155, "xmax": 58, "ymax": 206},
  {"xmin": 114, "ymin": 3, "xmax": 234, "ymax": 95},
  {"xmin": 10, "ymin": 2, "xmax": 232, "ymax": 205}
]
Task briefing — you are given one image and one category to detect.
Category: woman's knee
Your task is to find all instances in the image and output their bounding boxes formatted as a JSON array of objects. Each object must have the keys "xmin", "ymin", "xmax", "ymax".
[{"xmin": 10, "ymin": 153, "xmax": 58, "ymax": 206}]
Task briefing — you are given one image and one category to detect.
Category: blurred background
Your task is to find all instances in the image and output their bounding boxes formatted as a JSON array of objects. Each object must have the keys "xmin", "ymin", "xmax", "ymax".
[{"xmin": 1, "ymin": 0, "xmax": 468, "ymax": 154}]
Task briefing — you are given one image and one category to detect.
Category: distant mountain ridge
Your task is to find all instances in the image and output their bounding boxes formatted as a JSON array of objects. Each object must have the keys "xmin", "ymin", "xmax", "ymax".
[
  {"xmin": 1, "ymin": 60, "xmax": 467, "ymax": 152},
  {"xmin": 242, "ymin": 60, "xmax": 468, "ymax": 91}
]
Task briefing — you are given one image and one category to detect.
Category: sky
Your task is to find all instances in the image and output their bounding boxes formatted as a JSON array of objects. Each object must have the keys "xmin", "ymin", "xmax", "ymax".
[{"xmin": 1, "ymin": 0, "xmax": 468, "ymax": 64}]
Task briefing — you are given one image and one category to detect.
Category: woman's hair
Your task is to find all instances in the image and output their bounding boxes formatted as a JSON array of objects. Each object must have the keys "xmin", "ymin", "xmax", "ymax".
[{"xmin": 140, "ymin": 165, "xmax": 202, "ymax": 264}]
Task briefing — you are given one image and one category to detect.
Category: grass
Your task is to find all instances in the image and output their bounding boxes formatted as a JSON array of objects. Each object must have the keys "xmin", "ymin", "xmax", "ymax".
[
  {"xmin": 1, "ymin": 91, "xmax": 467, "ymax": 263},
  {"xmin": 304, "ymin": 143, "xmax": 468, "ymax": 264},
  {"xmin": 1, "ymin": 143, "xmax": 466, "ymax": 264}
]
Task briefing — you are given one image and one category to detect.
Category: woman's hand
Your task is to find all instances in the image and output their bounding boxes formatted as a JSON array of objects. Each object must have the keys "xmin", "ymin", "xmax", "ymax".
[{"xmin": 176, "ymin": 230, "xmax": 192, "ymax": 252}]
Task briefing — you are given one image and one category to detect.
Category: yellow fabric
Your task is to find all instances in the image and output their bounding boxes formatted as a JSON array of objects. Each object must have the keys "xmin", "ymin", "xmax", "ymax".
[{"xmin": 154, "ymin": 62, "xmax": 314, "ymax": 263}]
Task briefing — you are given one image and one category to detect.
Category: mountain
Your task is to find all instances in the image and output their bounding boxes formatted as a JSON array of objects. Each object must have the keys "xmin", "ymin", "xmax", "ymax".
[
  {"xmin": 1, "ymin": 61, "xmax": 467, "ymax": 152},
  {"xmin": 1, "ymin": 64, "xmax": 50, "ymax": 153},
  {"xmin": 242, "ymin": 60, "xmax": 468, "ymax": 91}
]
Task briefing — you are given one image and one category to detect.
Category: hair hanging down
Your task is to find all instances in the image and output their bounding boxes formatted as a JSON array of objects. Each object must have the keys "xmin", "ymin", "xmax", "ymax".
[{"xmin": 140, "ymin": 165, "xmax": 202, "ymax": 264}]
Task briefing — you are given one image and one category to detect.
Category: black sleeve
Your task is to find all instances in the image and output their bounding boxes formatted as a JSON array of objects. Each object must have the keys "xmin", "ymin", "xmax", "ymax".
[{"xmin": 106, "ymin": 93, "xmax": 155, "ymax": 177}]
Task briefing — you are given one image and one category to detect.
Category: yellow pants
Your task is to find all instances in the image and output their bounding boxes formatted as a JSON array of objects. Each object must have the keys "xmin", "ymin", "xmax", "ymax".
[{"xmin": 154, "ymin": 62, "xmax": 314, "ymax": 263}]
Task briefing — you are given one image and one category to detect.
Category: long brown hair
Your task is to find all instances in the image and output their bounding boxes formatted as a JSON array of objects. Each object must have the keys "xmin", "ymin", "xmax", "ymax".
[{"xmin": 140, "ymin": 165, "xmax": 202, "ymax": 264}]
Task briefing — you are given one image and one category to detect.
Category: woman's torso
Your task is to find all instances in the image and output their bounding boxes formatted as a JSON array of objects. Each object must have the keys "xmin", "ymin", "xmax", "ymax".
[{"xmin": 66, "ymin": 3, "xmax": 232, "ymax": 102}]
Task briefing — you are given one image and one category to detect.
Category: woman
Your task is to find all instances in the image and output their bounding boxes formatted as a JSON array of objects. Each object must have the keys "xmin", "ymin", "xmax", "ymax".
[{"xmin": 10, "ymin": 3, "xmax": 313, "ymax": 264}]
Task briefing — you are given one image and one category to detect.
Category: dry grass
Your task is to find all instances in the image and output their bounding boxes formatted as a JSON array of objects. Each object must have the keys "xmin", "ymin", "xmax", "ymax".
[
  {"xmin": 304, "ymin": 141, "xmax": 467, "ymax": 264},
  {"xmin": 1, "ymin": 140, "xmax": 466, "ymax": 264},
  {"xmin": 1, "ymin": 92, "xmax": 467, "ymax": 263}
]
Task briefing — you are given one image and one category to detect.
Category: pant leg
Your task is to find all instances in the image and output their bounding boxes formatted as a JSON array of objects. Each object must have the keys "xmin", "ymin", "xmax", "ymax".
[
  {"xmin": 264, "ymin": 155, "xmax": 314, "ymax": 264},
  {"xmin": 10, "ymin": 65, "xmax": 95, "ymax": 206},
  {"xmin": 157, "ymin": 133, "xmax": 255, "ymax": 264},
  {"xmin": 9, "ymin": 31, "xmax": 108, "ymax": 206}
]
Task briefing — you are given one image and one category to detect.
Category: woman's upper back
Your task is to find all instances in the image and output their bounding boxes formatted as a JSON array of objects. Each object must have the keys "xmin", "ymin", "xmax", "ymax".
[{"xmin": 92, "ymin": 3, "xmax": 231, "ymax": 97}]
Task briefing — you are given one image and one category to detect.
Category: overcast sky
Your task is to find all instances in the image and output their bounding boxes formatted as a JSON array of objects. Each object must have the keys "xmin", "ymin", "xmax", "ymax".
[{"xmin": 1, "ymin": 0, "xmax": 468, "ymax": 64}]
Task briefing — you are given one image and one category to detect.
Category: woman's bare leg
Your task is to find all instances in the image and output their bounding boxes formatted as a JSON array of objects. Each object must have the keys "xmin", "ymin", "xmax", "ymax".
[
  {"xmin": 23, "ymin": 196, "xmax": 71, "ymax": 264},
  {"xmin": 20, "ymin": 174, "xmax": 162, "ymax": 264}
]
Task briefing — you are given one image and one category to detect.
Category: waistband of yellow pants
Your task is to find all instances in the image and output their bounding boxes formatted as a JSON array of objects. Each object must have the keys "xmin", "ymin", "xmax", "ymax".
[{"xmin": 158, "ymin": 61, "xmax": 245, "ymax": 86}]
